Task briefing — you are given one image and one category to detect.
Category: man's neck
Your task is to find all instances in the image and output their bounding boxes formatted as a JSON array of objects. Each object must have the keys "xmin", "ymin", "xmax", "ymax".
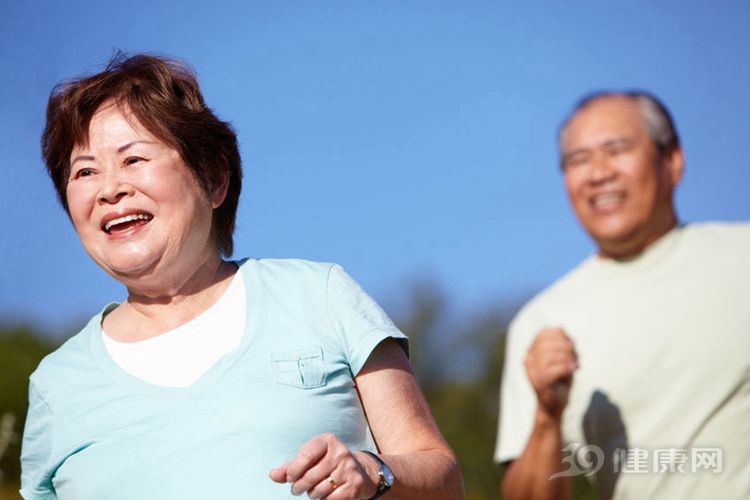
[{"xmin": 598, "ymin": 218, "xmax": 678, "ymax": 261}]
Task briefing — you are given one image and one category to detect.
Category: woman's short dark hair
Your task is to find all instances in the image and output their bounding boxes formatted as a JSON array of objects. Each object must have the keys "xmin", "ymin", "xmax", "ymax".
[{"xmin": 42, "ymin": 52, "xmax": 242, "ymax": 257}]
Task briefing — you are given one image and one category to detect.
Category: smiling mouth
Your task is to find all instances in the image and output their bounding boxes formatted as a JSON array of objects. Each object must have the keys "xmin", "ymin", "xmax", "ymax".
[
  {"xmin": 591, "ymin": 192, "xmax": 625, "ymax": 210},
  {"xmin": 103, "ymin": 213, "xmax": 154, "ymax": 234}
]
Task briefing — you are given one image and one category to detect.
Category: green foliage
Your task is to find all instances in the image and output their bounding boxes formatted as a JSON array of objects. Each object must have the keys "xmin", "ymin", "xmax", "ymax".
[
  {"xmin": 0, "ymin": 326, "xmax": 56, "ymax": 492},
  {"xmin": 397, "ymin": 285, "xmax": 507, "ymax": 499}
]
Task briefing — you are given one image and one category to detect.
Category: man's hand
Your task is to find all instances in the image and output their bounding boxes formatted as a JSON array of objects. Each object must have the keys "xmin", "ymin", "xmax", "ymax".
[{"xmin": 524, "ymin": 328, "xmax": 578, "ymax": 418}]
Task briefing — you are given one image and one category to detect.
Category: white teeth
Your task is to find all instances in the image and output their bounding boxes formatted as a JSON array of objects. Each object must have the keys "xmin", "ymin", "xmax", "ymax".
[
  {"xmin": 592, "ymin": 193, "xmax": 623, "ymax": 208},
  {"xmin": 104, "ymin": 214, "xmax": 152, "ymax": 232}
]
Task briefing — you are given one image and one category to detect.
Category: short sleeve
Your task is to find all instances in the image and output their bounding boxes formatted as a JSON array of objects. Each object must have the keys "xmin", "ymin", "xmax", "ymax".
[
  {"xmin": 494, "ymin": 308, "xmax": 541, "ymax": 464},
  {"xmin": 20, "ymin": 381, "xmax": 57, "ymax": 499},
  {"xmin": 325, "ymin": 264, "xmax": 408, "ymax": 376}
]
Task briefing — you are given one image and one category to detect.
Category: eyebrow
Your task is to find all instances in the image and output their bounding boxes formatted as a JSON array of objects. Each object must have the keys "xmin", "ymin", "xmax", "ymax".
[
  {"xmin": 70, "ymin": 141, "xmax": 158, "ymax": 166},
  {"xmin": 117, "ymin": 140, "xmax": 156, "ymax": 153},
  {"xmin": 601, "ymin": 137, "xmax": 635, "ymax": 148},
  {"xmin": 70, "ymin": 154, "xmax": 95, "ymax": 166}
]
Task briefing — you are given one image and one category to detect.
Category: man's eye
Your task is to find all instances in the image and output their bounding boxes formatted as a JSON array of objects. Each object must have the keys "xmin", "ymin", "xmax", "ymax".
[
  {"xmin": 564, "ymin": 154, "xmax": 589, "ymax": 168},
  {"xmin": 607, "ymin": 141, "xmax": 633, "ymax": 156}
]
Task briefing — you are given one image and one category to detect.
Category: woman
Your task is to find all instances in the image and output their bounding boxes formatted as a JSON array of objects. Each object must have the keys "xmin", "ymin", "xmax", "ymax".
[{"xmin": 21, "ymin": 53, "xmax": 462, "ymax": 499}]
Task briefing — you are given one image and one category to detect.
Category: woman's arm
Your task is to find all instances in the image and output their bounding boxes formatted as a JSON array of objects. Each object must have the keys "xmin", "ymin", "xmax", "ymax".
[
  {"xmin": 354, "ymin": 337, "xmax": 463, "ymax": 499},
  {"xmin": 270, "ymin": 338, "xmax": 463, "ymax": 499}
]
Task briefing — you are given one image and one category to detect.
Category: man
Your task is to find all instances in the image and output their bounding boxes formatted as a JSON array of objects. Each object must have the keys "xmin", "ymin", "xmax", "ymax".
[{"xmin": 495, "ymin": 92, "xmax": 750, "ymax": 499}]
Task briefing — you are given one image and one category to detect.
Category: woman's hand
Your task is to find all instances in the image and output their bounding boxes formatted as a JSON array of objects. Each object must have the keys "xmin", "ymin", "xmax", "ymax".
[
  {"xmin": 271, "ymin": 338, "xmax": 463, "ymax": 500},
  {"xmin": 269, "ymin": 433, "xmax": 379, "ymax": 499}
]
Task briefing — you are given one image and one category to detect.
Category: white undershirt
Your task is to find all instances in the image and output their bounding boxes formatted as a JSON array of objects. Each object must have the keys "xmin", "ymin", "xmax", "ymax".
[{"xmin": 102, "ymin": 270, "xmax": 246, "ymax": 387}]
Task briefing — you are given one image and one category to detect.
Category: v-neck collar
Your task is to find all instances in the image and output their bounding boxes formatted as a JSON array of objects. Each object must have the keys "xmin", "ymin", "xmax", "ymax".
[{"xmin": 87, "ymin": 259, "xmax": 265, "ymax": 397}]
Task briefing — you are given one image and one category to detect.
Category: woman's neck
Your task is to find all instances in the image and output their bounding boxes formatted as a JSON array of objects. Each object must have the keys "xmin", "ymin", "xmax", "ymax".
[{"xmin": 103, "ymin": 256, "xmax": 238, "ymax": 342}]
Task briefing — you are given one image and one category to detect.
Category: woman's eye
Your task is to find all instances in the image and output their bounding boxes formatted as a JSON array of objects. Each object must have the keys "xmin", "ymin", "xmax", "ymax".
[
  {"xmin": 73, "ymin": 168, "xmax": 94, "ymax": 179},
  {"xmin": 124, "ymin": 157, "xmax": 143, "ymax": 165}
]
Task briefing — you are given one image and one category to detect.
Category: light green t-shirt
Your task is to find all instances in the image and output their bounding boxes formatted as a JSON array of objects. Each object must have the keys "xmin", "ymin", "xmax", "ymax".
[
  {"xmin": 21, "ymin": 259, "xmax": 408, "ymax": 500},
  {"xmin": 496, "ymin": 223, "xmax": 750, "ymax": 499}
]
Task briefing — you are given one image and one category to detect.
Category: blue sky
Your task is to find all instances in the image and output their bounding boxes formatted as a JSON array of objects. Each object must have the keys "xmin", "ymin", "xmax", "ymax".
[{"xmin": 1, "ymin": 1, "xmax": 749, "ymax": 335}]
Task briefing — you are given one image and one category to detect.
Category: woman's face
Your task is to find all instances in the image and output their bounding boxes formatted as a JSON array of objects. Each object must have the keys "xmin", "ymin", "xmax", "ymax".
[{"xmin": 67, "ymin": 102, "xmax": 222, "ymax": 285}]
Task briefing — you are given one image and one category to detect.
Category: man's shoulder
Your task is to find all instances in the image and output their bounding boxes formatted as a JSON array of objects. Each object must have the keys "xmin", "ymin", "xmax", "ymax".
[
  {"xmin": 510, "ymin": 256, "xmax": 598, "ymax": 332},
  {"xmin": 682, "ymin": 221, "xmax": 750, "ymax": 244},
  {"xmin": 510, "ymin": 221, "xmax": 750, "ymax": 333},
  {"xmin": 528, "ymin": 256, "xmax": 599, "ymax": 306},
  {"xmin": 675, "ymin": 222, "xmax": 750, "ymax": 265}
]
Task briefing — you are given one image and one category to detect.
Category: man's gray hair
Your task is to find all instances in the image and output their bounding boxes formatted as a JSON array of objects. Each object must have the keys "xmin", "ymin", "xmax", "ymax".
[{"xmin": 558, "ymin": 91, "xmax": 680, "ymax": 157}]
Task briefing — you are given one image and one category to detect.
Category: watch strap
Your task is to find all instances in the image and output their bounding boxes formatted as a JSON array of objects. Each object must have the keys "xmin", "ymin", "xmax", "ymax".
[{"xmin": 362, "ymin": 450, "xmax": 393, "ymax": 499}]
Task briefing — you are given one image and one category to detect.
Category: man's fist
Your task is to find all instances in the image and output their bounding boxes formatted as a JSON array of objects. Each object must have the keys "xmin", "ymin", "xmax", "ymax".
[{"xmin": 524, "ymin": 328, "xmax": 578, "ymax": 418}]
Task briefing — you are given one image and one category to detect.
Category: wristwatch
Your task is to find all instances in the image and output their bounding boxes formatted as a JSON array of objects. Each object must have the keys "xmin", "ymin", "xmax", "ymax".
[{"xmin": 362, "ymin": 450, "xmax": 395, "ymax": 498}]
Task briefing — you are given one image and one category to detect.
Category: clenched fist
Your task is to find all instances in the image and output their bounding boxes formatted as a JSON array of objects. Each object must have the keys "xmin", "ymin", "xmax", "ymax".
[{"xmin": 524, "ymin": 328, "xmax": 578, "ymax": 418}]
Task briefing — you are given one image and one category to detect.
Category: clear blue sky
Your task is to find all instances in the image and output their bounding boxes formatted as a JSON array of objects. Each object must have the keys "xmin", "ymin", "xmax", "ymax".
[{"xmin": 2, "ymin": 1, "xmax": 749, "ymax": 335}]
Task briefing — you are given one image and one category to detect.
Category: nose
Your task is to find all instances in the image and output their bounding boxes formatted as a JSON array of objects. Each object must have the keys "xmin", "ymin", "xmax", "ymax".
[
  {"xmin": 589, "ymin": 151, "xmax": 616, "ymax": 184},
  {"xmin": 97, "ymin": 170, "xmax": 134, "ymax": 205}
]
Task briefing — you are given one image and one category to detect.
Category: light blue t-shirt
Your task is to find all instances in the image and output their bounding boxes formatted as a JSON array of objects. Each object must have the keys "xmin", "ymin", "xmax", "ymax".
[{"xmin": 21, "ymin": 259, "xmax": 408, "ymax": 500}]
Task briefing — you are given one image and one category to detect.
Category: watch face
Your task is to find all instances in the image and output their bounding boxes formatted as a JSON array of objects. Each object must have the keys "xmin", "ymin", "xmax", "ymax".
[{"xmin": 382, "ymin": 465, "xmax": 395, "ymax": 487}]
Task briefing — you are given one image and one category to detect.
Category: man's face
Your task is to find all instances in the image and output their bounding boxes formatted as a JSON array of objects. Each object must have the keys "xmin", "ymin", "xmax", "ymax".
[{"xmin": 561, "ymin": 96, "xmax": 683, "ymax": 258}]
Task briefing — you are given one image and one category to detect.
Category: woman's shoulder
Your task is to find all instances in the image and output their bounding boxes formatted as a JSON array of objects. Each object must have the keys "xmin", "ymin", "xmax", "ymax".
[
  {"xmin": 238, "ymin": 258, "xmax": 340, "ymax": 288},
  {"xmin": 239, "ymin": 257, "xmax": 336, "ymax": 273},
  {"xmin": 29, "ymin": 312, "xmax": 104, "ymax": 396}
]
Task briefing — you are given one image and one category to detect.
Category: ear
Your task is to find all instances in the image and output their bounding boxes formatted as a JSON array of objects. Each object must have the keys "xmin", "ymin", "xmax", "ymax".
[
  {"xmin": 210, "ymin": 172, "xmax": 230, "ymax": 209},
  {"xmin": 662, "ymin": 145, "xmax": 685, "ymax": 188}
]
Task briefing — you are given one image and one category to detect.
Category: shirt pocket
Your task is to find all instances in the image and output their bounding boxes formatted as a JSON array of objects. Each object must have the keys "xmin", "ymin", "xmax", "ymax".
[{"xmin": 271, "ymin": 346, "xmax": 328, "ymax": 389}]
